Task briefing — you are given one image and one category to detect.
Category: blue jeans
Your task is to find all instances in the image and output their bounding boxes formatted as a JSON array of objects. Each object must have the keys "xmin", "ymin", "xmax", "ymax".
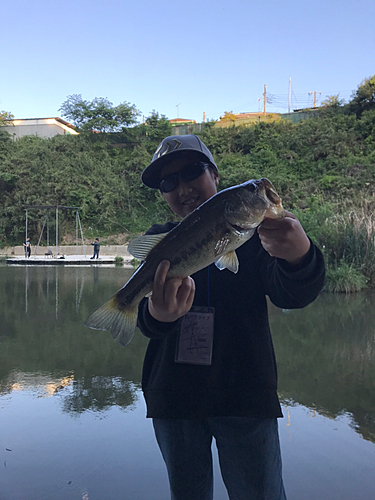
[{"xmin": 153, "ymin": 417, "xmax": 287, "ymax": 500}]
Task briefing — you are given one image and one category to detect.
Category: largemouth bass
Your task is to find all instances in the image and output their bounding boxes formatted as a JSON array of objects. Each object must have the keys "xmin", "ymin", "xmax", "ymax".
[{"xmin": 84, "ymin": 178, "xmax": 284, "ymax": 346}]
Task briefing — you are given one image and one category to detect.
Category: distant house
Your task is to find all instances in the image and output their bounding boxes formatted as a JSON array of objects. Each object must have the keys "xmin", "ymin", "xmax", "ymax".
[
  {"xmin": 2, "ymin": 117, "xmax": 79, "ymax": 139},
  {"xmin": 222, "ymin": 112, "xmax": 279, "ymax": 121},
  {"xmin": 170, "ymin": 118, "xmax": 197, "ymax": 126},
  {"xmin": 216, "ymin": 111, "xmax": 280, "ymax": 128}
]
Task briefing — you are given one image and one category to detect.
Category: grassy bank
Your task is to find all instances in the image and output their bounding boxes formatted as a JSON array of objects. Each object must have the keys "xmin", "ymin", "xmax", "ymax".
[{"xmin": 1, "ymin": 103, "xmax": 375, "ymax": 292}]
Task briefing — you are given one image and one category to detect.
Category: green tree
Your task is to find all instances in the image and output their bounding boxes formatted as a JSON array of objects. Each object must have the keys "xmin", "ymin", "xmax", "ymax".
[
  {"xmin": 59, "ymin": 94, "xmax": 140, "ymax": 133},
  {"xmin": 321, "ymin": 94, "xmax": 345, "ymax": 108},
  {"xmin": 138, "ymin": 110, "xmax": 172, "ymax": 141},
  {"xmin": 220, "ymin": 111, "xmax": 237, "ymax": 123},
  {"xmin": 349, "ymin": 75, "xmax": 375, "ymax": 117},
  {"xmin": 0, "ymin": 109, "xmax": 14, "ymax": 127}
]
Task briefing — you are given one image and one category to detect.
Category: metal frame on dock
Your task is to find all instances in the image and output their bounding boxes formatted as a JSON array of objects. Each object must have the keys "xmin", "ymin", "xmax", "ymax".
[{"xmin": 24, "ymin": 205, "xmax": 86, "ymax": 258}]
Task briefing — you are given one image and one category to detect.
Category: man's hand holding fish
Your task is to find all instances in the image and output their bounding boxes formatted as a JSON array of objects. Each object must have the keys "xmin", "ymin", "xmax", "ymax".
[
  {"xmin": 257, "ymin": 209, "xmax": 312, "ymax": 265},
  {"xmin": 148, "ymin": 259, "xmax": 195, "ymax": 323}
]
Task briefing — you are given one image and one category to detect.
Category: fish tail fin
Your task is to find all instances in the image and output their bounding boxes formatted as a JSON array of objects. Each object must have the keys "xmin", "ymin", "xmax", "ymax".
[{"xmin": 84, "ymin": 296, "xmax": 138, "ymax": 347}]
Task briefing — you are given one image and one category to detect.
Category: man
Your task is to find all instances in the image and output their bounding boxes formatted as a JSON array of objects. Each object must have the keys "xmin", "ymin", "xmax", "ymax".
[
  {"xmin": 90, "ymin": 238, "xmax": 100, "ymax": 259},
  {"xmin": 137, "ymin": 135, "xmax": 325, "ymax": 500},
  {"xmin": 23, "ymin": 237, "xmax": 31, "ymax": 258}
]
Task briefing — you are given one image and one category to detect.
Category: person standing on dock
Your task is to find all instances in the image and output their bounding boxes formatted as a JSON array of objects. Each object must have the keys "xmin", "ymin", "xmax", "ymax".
[
  {"xmin": 23, "ymin": 237, "xmax": 31, "ymax": 258},
  {"xmin": 90, "ymin": 238, "xmax": 100, "ymax": 259}
]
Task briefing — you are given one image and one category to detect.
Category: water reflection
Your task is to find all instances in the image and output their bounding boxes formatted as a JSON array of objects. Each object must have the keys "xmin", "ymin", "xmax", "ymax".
[
  {"xmin": 269, "ymin": 293, "xmax": 375, "ymax": 443},
  {"xmin": 22, "ymin": 265, "xmax": 89, "ymax": 316},
  {"xmin": 1, "ymin": 264, "xmax": 375, "ymax": 440},
  {"xmin": 61, "ymin": 376, "xmax": 139, "ymax": 415},
  {"xmin": 1, "ymin": 264, "xmax": 375, "ymax": 499},
  {"xmin": 0, "ymin": 264, "xmax": 147, "ymax": 418}
]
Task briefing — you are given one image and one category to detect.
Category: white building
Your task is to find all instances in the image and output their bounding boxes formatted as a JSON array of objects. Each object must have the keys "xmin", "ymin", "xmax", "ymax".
[{"xmin": 2, "ymin": 117, "xmax": 78, "ymax": 139}]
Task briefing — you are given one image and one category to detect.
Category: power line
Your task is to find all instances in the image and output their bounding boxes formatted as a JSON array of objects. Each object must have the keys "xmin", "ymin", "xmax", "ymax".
[{"xmin": 204, "ymin": 86, "xmax": 355, "ymax": 120}]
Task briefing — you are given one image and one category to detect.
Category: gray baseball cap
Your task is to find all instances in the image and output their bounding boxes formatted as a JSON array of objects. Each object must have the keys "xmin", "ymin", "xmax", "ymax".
[{"xmin": 141, "ymin": 134, "xmax": 218, "ymax": 189}]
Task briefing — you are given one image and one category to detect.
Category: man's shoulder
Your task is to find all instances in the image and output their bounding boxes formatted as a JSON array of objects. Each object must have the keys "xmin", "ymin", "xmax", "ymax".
[{"xmin": 145, "ymin": 221, "xmax": 178, "ymax": 235}]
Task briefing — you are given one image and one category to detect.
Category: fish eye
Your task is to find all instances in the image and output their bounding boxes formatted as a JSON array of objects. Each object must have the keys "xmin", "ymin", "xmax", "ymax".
[{"xmin": 246, "ymin": 182, "xmax": 257, "ymax": 192}]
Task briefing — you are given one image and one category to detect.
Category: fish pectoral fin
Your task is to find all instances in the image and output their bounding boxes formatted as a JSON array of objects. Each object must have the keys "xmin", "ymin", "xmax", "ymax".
[
  {"xmin": 127, "ymin": 233, "xmax": 168, "ymax": 260},
  {"xmin": 214, "ymin": 250, "xmax": 239, "ymax": 274},
  {"xmin": 84, "ymin": 295, "xmax": 138, "ymax": 347}
]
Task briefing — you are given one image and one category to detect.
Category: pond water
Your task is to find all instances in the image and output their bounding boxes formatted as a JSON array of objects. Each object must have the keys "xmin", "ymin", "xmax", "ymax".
[{"xmin": 0, "ymin": 264, "xmax": 374, "ymax": 500}]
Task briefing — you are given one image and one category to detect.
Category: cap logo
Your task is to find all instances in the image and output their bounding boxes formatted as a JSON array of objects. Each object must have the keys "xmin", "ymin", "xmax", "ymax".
[{"xmin": 155, "ymin": 138, "xmax": 182, "ymax": 158}]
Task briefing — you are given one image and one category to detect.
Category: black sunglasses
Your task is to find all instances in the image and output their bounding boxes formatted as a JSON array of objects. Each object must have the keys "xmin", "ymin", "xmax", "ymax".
[{"xmin": 159, "ymin": 162, "xmax": 210, "ymax": 193}]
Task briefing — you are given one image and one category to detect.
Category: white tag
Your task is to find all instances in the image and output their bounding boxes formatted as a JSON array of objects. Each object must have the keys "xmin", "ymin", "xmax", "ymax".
[{"xmin": 175, "ymin": 307, "xmax": 215, "ymax": 365}]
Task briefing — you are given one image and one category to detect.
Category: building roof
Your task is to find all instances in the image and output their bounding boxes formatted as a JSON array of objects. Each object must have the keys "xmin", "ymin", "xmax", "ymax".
[
  {"xmin": 170, "ymin": 118, "xmax": 197, "ymax": 124},
  {"xmin": 234, "ymin": 112, "xmax": 271, "ymax": 119},
  {"xmin": 10, "ymin": 117, "xmax": 77, "ymax": 131}
]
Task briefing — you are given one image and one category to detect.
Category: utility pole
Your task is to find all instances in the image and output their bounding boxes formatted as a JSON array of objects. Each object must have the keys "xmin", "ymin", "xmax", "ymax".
[
  {"xmin": 203, "ymin": 112, "xmax": 206, "ymax": 123},
  {"xmin": 263, "ymin": 84, "xmax": 267, "ymax": 115},
  {"xmin": 288, "ymin": 77, "xmax": 291, "ymax": 113},
  {"xmin": 309, "ymin": 91, "xmax": 321, "ymax": 108},
  {"xmin": 176, "ymin": 103, "xmax": 181, "ymax": 118}
]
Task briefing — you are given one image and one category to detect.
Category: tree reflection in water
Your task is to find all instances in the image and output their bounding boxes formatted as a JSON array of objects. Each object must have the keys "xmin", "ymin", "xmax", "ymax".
[
  {"xmin": 1, "ymin": 264, "xmax": 375, "ymax": 440},
  {"xmin": 61, "ymin": 376, "xmax": 139, "ymax": 415},
  {"xmin": 0, "ymin": 264, "xmax": 148, "ymax": 416}
]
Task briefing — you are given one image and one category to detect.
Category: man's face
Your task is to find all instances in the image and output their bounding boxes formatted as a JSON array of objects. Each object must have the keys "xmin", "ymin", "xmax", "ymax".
[{"xmin": 159, "ymin": 157, "xmax": 219, "ymax": 218}]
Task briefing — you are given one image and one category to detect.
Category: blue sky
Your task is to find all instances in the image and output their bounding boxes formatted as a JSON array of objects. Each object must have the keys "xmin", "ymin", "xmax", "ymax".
[{"xmin": 1, "ymin": 0, "xmax": 374, "ymax": 124}]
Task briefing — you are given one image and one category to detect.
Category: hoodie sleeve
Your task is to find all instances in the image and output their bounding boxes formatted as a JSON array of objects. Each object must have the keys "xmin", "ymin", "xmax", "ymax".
[
  {"xmin": 137, "ymin": 297, "xmax": 182, "ymax": 339},
  {"xmin": 257, "ymin": 238, "xmax": 326, "ymax": 309}
]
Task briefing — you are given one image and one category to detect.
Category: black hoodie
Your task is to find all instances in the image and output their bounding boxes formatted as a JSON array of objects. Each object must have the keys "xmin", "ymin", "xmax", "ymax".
[{"xmin": 137, "ymin": 222, "xmax": 325, "ymax": 419}]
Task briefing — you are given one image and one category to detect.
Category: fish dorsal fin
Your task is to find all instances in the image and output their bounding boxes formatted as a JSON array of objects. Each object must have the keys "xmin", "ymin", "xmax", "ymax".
[
  {"xmin": 215, "ymin": 250, "xmax": 239, "ymax": 274},
  {"xmin": 127, "ymin": 233, "xmax": 168, "ymax": 260}
]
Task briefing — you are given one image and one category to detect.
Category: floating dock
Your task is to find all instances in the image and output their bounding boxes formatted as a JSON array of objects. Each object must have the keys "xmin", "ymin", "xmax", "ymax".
[{"xmin": 6, "ymin": 255, "xmax": 134, "ymax": 266}]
